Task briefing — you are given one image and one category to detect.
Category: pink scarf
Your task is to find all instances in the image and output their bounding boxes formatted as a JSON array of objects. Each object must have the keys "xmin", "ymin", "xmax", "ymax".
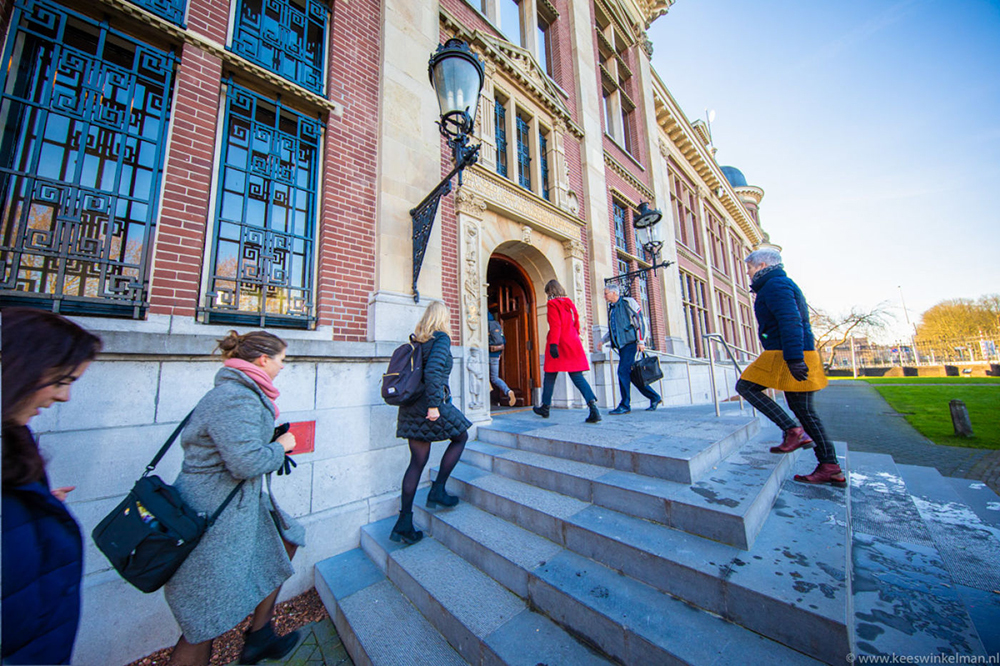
[{"xmin": 223, "ymin": 358, "xmax": 280, "ymax": 418}]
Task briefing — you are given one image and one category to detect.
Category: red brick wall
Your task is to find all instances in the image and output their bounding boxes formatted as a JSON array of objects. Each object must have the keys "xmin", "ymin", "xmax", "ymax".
[
  {"xmin": 317, "ymin": 0, "xmax": 380, "ymax": 339},
  {"xmin": 148, "ymin": 45, "xmax": 224, "ymax": 317}
]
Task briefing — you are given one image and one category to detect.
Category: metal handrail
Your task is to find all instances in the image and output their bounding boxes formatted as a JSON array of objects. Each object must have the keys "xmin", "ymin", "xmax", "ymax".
[{"xmin": 702, "ymin": 333, "xmax": 758, "ymax": 417}]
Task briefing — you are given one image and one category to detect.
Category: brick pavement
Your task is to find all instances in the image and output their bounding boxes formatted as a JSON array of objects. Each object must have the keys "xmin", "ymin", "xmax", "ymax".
[
  {"xmin": 813, "ymin": 380, "xmax": 1000, "ymax": 494},
  {"xmin": 224, "ymin": 619, "xmax": 353, "ymax": 666}
]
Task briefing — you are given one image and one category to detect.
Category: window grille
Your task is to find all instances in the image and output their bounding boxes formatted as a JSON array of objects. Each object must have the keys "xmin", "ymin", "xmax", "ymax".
[
  {"xmin": 231, "ymin": 0, "xmax": 329, "ymax": 95},
  {"xmin": 613, "ymin": 201, "xmax": 628, "ymax": 253},
  {"xmin": 0, "ymin": 0, "xmax": 176, "ymax": 317},
  {"xmin": 540, "ymin": 133, "xmax": 550, "ymax": 201},
  {"xmin": 495, "ymin": 100, "xmax": 508, "ymax": 177},
  {"xmin": 128, "ymin": 0, "xmax": 186, "ymax": 26},
  {"xmin": 202, "ymin": 83, "xmax": 321, "ymax": 327},
  {"xmin": 516, "ymin": 114, "xmax": 531, "ymax": 190}
]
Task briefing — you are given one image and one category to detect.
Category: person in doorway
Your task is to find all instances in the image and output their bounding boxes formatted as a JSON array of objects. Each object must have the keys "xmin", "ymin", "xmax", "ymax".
[
  {"xmin": 487, "ymin": 310, "xmax": 516, "ymax": 406},
  {"xmin": 736, "ymin": 249, "xmax": 845, "ymax": 487},
  {"xmin": 2, "ymin": 308, "xmax": 102, "ymax": 665},
  {"xmin": 164, "ymin": 330, "xmax": 304, "ymax": 666},
  {"xmin": 392, "ymin": 301, "xmax": 472, "ymax": 544},
  {"xmin": 533, "ymin": 279, "xmax": 601, "ymax": 424},
  {"xmin": 602, "ymin": 282, "xmax": 662, "ymax": 414}
]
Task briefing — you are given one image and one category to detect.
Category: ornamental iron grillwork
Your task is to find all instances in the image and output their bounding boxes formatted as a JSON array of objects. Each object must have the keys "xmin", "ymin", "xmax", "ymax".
[
  {"xmin": 128, "ymin": 0, "xmax": 186, "ymax": 26},
  {"xmin": 495, "ymin": 100, "xmax": 507, "ymax": 177},
  {"xmin": 516, "ymin": 114, "xmax": 531, "ymax": 190},
  {"xmin": 613, "ymin": 200, "xmax": 628, "ymax": 252},
  {"xmin": 540, "ymin": 133, "xmax": 549, "ymax": 201},
  {"xmin": 0, "ymin": 0, "xmax": 176, "ymax": 317},
  {"xmin": 231, "ymin": 0, "xmax": 329, "ymax": 95},
  {"xmin": 202, "ymin": 83, "xmax": 321, "ymax": 327}
]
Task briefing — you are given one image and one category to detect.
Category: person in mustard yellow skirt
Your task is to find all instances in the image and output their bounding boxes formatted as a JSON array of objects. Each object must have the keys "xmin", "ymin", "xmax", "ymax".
[{"xmin": 736, "ymin": 249, "xmax": 846, "ymax": 487}]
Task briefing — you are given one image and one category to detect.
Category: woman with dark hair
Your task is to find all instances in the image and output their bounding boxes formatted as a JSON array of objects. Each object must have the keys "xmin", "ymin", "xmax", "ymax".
[
  {"xmin": 391, "ymin": 301, "xmax": 472, "ymax": 545},
  {"xmin": 163, "ymin": 330, "xmax": 303, "ymax": 666},
  {"xmin": 2, "ymin": 307, "xmax": 102, "ymax": 665},
  {"xmin": 533, "ymin": 279, "xmax": 601, "ymax": 424}
]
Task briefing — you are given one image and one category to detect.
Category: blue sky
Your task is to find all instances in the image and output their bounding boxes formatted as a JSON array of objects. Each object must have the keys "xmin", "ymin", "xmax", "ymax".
[{"xmin": 648, "ymin": 0, "xmax": 1000, "ymax": 340}]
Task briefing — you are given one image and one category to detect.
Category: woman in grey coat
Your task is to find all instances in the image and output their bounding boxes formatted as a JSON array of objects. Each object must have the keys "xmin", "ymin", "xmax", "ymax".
[
  {"xmin": 165, "ymin": 330, "xmax": 304, "ymax": 666},
  {"xmin": 391, "ymin": 301, "xmax": 472, "ymax": 544}
]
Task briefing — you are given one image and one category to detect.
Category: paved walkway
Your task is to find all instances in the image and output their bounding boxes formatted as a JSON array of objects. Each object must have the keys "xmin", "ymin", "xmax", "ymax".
[
  {"xmin": 224, "ymin": 619, "xmax": 353, "ymax": 666},
  {"xmin": 813, "ymin": 380, "xmax": 1000, "ymax": 493}
]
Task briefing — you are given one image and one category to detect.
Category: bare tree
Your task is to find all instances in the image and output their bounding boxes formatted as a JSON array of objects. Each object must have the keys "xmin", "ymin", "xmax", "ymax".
[
  {"xmin": 809, "ymin": 302, "xmax": 894, "ymax": 366},
  {"xmin": 916, "ymin": 295, "xmax": 1000, "ymax": 341}
]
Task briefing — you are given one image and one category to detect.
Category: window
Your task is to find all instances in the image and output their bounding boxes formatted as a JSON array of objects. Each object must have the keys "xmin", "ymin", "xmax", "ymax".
[
  {"xmin": 231, "ymin": 0, "xmax": 329, "ymax": 95},
  {"xmin": 499, "ymin": 0, "xmax": 524, "ymax": 48},
  {"xmin": 494, "ymin": 99, "xmax": 508, "ymax": 177},
  {"xmin": 596, "ymin": 6, "xmax": 636, "ymax": 156},
  {"xmin": 540, "ymin": 131, "xmax": 550, "ymax": 201},
  {"xmin": 613, "ymin": 201, "xmax": 630, "ymax": 253},
  {"xmin": 717, "ymin": 290, "xmax": 737, "ymax": 346},
  {"xmin": 202, "ymin": 83, "xmax": 322, "ymax": 327},
  {"xmin": 129, "ymin": 0, "xmax": 186, "ymax": 25},
  {"xmin": 740, "ymin": 302, "xmax": 756, "ymax": 353},
  {"xmin": 0, "ymin": 1, "xmax": 176, "ymax": 317},
  {"xmin": 680, "ymin": 271, "xmax": 710, "ymax": 357},
  {"xmin": 537, "ymin": 16, "xmax": 551, "ymax": 75},
  {"xmin": 730, "ymin": 235, "xmax": 748, "ymax": 289},
  {"xmin": 670, "ymin": 171, "xmax": 701, "ymax": 256},
  {"xmin": 707, "ymin": 212, "xmax": 727, "ymax": 275},
  {"xmin": 516, "ymin": 111, "xmax": 531, "ymax": 190}
]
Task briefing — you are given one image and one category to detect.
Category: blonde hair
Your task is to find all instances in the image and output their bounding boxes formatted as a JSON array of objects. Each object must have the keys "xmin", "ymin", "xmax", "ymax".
[
  {"xmin": 414, "ymin": 301, "xmax": 452, "ymax": 342},
  {"xmin": 544, "ymin": 279, "xmax": 567, "ymax": 299},
  {"xmin": 216, "ymin": 330, "xmax": 287, "ymax": 361}
]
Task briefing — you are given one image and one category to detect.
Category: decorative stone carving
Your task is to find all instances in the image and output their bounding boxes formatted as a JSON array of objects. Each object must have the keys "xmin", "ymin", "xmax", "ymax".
[
  {"xmin": 641, "ymin": 34, "xmax": 654, "ymax": 57},
  {"xmin": 456, "ymin": 188, "xmax": 487, "ymax": 217},
  {"xmin": 462, "ymin": 167, "xmax": 582, "ymax": 240},
  {"xmin": 572, "ymin": 260, "xmax": 588, "ymax": 349},
  {"xmin": 697, "ymin": 185, "xmax": 710, "ymax": 200},
  {"xmin": 462, "ymin": 221, "xmax": 486, "ymax": 413},
  {"xmin": 466, "ymin": 346, "xmax": 484, "ymax": 411},
  {"xmin": 521, "ymin": 224, "xmax": 533, "ymax": 245},
  {"xmin": 567, "ymin": 190, "xmax": 579, "ymax": 217},
  {"xmin": 563, "ymin": 239, "xmax": 585, "ymax": 260}
]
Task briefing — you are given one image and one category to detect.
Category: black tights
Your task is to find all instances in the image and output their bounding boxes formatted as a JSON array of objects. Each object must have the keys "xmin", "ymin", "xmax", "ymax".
[{"xmin": 400, "ymin": 431, "xmax": 468, "ymax": 513}]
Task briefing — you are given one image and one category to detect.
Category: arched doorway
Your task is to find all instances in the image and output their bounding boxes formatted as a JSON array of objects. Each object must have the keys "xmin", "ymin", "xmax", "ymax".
[{"xmin": 486, "ymin": 255, "xmax": 540, "ymax": 408}]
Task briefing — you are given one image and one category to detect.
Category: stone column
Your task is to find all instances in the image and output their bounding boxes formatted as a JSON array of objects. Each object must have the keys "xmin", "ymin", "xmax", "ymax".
[
  {"xmin": 456, "ymin": 191, "xmax": 491, "ymax": 423},
  {"xmin": 368, "ymin": 0, "xmax": 443, "ymax": 342}
]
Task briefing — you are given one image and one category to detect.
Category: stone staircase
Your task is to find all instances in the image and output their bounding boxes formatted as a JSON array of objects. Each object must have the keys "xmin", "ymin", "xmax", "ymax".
[{"xmin": 315, "ymin": 405, "xmax": 1000, "ymax": 665}]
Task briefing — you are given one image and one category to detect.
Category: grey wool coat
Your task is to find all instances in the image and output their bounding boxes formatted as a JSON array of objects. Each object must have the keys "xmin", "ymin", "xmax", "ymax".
[
  {"xmin": 163, "ymin": 368, "xmax": 305, "ymax": 643},
  {"xmin": 396, "ymin": 332, "xmax": 472, "ymax": 441}
]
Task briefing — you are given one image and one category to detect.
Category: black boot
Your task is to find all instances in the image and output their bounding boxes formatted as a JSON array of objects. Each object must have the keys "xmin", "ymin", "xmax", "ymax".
[
  {"xmin": 585, "ymin": 400, "xmax": 602, "ymax": 423},
  {"xmin": 389, "ymin": 510, "xmax": 423, "ymax": 545},
  {"xmin": 239, "ymin": 622, "xmax": 300, "ymax": 665},
  {"xmin": 426, "ymin": 480, "xmax": 459, "ymax": 508},
  {"xmin": 533, "ymin": 404, "xmax": 550, "ymax": 418}
]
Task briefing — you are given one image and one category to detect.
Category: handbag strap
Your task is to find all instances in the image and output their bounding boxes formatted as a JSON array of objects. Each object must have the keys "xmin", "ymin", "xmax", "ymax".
[
  {"xmin": 208, "ymin": 480, "xmax": 246, "ymax": 526},
  {"xmin": 144, "ymin": 410, "xmax": 195, "ymax": 475}
]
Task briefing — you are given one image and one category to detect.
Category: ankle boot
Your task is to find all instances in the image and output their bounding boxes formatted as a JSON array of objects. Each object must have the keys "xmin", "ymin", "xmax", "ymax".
[
  {"xmin": 585, "ymin": 400, "xmax": 602, "ymax": 423},
  {"xmin": 389, "ymin": 511, "xmax": 423, "ymax": 544},
  {"xmin": 794, "ymin": 462, "xmax": 847, "ymax": 488},
  {"xmin": 533, "ymin": 404, "xmax": 550, "ymax": 418},
  {"xmin": 239, "ymin": 622, "xmax": 300, "ymax": 664},
  {"xmin": 769, "ymin": 426, "xmax": 815, "ymax": 454},
  {"xmin": 426, "ymin": 480, "xmax": 459, "ymax": 508}
]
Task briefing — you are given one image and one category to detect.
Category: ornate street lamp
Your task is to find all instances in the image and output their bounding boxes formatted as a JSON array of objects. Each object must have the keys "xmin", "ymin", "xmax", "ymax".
[
  {"xmin": 411, "ymin": 38, "xmax": 486, "ymax": 302},
  {"xmin": 604, "ymin": 201, "xmax": 674, "ymax": 297}
]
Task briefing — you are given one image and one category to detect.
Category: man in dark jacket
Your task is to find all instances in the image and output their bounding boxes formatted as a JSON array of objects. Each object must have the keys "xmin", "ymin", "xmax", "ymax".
[
  {"xmin": 736, "ymin": 249, "xmax": 845, "ymax": 487},
  {"xmin": 487, "ymin": 311, "xmax": 516, "ymax": 406},
  {"xmin": 602, "ymin": 283, "xmax": 661, "ymax": 414}
]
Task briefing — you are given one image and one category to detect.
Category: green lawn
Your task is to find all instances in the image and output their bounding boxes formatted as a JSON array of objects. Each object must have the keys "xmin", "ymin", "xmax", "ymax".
[
  {"xmin": 829, "ymin": 376, "xmax": 1000, "ymax": 384},
  {"xmin": 867, "ymin": 384, "xmax": 1000, "ymax": 449}
]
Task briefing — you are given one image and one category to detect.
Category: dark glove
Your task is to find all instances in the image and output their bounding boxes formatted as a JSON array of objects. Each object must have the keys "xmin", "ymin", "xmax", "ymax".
[
  {"xmin": 549, "ymin": 344, "xmax": 559, "ymax": 359},
  {"xmin": 277, "ymin": 454, "xmax": 297, "ymax": 476},
  {"xmin": 787, "ymin": 360, "xmax": 809, "ymax": 382},
  {"xmin": 271, "ymin": 422, "xmax": 290, "ymax": 442}
]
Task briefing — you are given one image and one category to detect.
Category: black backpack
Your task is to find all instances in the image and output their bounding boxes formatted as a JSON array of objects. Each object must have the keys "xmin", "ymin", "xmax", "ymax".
[
  {"xmin": 488, "ymin": 318, "xmax": 505, "ymax": 347},
  {"xmin": 382, "ymin": 335, "xmax": 425, "ymax": 406}
]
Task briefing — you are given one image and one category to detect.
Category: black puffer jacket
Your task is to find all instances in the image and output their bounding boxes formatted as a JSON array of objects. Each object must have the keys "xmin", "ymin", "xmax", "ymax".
[
  {"xmin": 395, "ymin": 331, "xmax": 472, "ymax": 441},
  {"xmin": 750, "ymin": 266, "xmax": 816, "ymax": 362}
]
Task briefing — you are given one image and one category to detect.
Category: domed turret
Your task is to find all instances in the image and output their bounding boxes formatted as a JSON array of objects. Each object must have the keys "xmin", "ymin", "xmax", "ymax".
[
  {"xmin": 721, "ymin": 165, "xmax": 764, "ymax": 224},
  {"xmin": 721, "ymin": 166, "xmax": 747, "ymax": 188}
]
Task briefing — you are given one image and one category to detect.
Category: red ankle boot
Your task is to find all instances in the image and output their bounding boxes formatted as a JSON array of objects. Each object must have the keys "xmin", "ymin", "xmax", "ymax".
[
  {"xmin": 794, "ymin": 463, "xmax": 847, "ymax": 488},
  {"xmin": 770, "ymin": 427, "xmax": 815, "ymax": 454}
]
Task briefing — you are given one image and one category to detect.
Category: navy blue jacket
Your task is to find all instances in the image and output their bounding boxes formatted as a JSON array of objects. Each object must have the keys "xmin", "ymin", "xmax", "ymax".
[
  {"xmin": 2, "ymin": 463, "xmax": 83, "ymax": 665},
  {"xmin": 750, "ymin": 267, "xmax": 816, "ymax": 362},
  {"xmin": 395, "ymin": 331, "xmax": 472, "ymax": 442}
]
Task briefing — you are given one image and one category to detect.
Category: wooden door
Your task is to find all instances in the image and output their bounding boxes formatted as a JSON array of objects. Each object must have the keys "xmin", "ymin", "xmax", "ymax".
[{"xmin": 487, "ymin": 256, "xmax": 538, "ymax": 407}]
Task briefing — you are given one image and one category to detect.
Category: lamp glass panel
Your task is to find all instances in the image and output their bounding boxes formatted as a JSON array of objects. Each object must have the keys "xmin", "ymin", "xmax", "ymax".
[{"xmin": 432, "ymin": 55, "xmax": 482, "ymax": 127}]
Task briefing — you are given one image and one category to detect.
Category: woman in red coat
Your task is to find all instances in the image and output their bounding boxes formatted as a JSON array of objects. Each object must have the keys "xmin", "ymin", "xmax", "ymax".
[{"xmin": 533, "ymin": 280, "xmax": 601, "ymax": 423}]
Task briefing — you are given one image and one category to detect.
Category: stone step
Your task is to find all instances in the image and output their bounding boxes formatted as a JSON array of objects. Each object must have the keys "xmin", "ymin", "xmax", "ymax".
[
  {"xmin": 476, "ymin": 406, "xmax": 760, "ymax": 484},
  {"xmin": 314, "ymin": 548, "xmax": 468, "ymax": 666},
  {"xmin": 360, "ymin": 517, "xmax": 614, "ymax": 665},
  {"xmin": 413, "ymin": 494, "xmax": 822, "ymax": 665},
  {"xmin": 442, "ymin": 457, "xmax": 850, "ymax": 662},
  {"xmin": 897, "ymin": 463, "xmax": 1000, "ymax": 657},
  {"xmin": 847, "ymin": 453, "xmax": 989, "ymax": 658},
  {"xmin": 457, "ymin": 422, "xmax": 799, "ymax": 549},
  {"xmin": 946, "ymin": 476, "xmax": 1000, "ymax": 532}
]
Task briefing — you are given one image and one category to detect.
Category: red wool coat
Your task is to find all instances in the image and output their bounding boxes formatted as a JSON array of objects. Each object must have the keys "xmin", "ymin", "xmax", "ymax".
[{"xmin": 544, "ymin": 297, "xmax": 590, "ymax": 372}]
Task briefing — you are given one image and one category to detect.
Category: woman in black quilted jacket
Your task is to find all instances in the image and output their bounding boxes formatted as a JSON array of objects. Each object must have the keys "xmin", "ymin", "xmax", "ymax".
[{"xmin": 391, "ymin": 301, "xmax": 472, "ymax": 544}]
